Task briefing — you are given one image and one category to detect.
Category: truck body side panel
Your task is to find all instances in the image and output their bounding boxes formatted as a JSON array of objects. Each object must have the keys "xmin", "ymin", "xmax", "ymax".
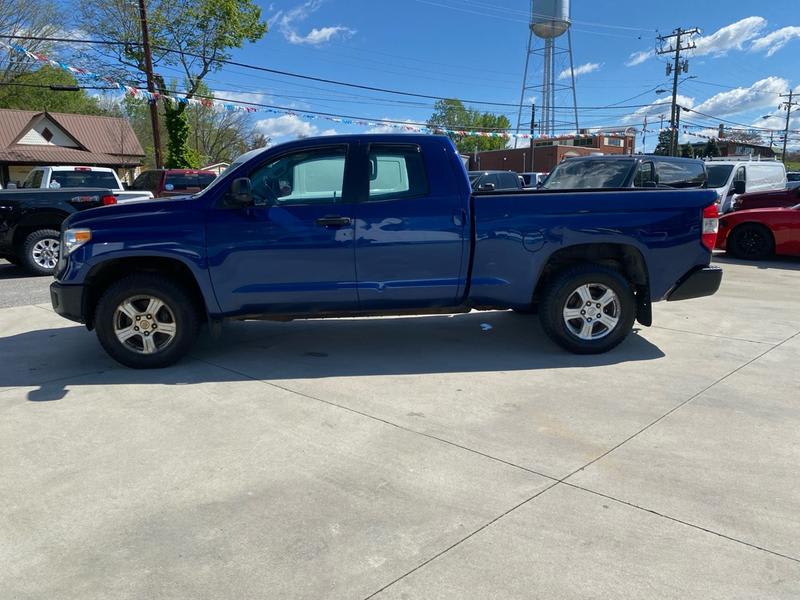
[{"xmin": 470, "ymin": 189, "xmax": 718, "ymax": 307}]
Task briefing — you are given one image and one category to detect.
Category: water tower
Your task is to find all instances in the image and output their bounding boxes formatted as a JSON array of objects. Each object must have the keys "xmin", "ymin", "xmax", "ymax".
[{"xmin": 514, "ymin": 0, "xmax": 579, "ymax": 144}]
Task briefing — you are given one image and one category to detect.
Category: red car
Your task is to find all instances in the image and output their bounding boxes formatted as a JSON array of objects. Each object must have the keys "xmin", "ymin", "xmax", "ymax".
[
  {"xmin": 129, "ymin": 169, "xmax": 216, "ymax": 198},
  {"xmin": 717, "ymin": 203, "xmax": 800, "ymax": 259},
  {"xmin": 732, "ymin": 186, "xmax": 800, "ymax": 211}
]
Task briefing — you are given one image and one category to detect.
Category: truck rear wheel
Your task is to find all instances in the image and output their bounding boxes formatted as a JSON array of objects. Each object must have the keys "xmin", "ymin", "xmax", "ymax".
[
  {"xmin": 22, "ymin": 229, "xmax": 61, "ymax": 275},
  {"xmin": 95, "ymin": 274, "xmax": 199, "ymax": 369},
  {"xmin": 539, "ymin": 264, "xmax": 636, "ymax": 354}
]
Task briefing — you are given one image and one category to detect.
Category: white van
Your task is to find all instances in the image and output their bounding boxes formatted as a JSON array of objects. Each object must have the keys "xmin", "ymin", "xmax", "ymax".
[{"xmin": 705, "ymin": 157, "xmax": 786, "ymax": 213}]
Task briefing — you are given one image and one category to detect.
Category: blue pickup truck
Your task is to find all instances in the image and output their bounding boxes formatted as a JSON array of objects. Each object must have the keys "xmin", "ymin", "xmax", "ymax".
[{"xmin": 50, "ymin": 134, "xmax": 722, "ymax": 368}]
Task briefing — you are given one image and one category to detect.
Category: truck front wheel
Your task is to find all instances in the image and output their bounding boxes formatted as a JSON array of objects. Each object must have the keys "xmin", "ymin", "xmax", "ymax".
[
  {"xmin": 95, "ymin": 274, "xmax": 199, "ymax": 368},
  {"xmin": 539, "ymin": 264, "xmax": 636, "ymax": 354}
]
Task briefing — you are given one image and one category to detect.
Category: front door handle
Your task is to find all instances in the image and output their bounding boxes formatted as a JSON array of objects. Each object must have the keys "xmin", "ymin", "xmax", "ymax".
[{"xmin": 315, "ymin": 215, "xmax": 352, "ymax": 227}]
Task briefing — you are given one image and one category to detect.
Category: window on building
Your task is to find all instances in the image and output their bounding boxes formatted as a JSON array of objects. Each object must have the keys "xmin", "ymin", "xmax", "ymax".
[
  {"xmin": 605, "ymin": 137, "xmax": 623, "ymax": 147},
  {"xmin": 573, "ymin": 138, "xmax": 594, "ymax": 147}
]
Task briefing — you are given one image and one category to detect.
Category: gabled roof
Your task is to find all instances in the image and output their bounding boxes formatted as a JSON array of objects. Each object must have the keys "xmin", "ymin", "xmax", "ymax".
[{"xmin": 0, "ymin": 108, "xmax": 145, "ymax": 166}]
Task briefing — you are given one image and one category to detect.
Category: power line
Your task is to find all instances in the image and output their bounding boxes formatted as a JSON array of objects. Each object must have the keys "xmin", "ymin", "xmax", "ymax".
[{"xmin": 1, "ymin": 34, "xmax": 530, "ymax": 108}]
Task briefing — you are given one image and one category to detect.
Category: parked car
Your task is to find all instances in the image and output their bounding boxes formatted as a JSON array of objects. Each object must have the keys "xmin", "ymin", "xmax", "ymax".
[
  {"xmin": 705, "ymin": 158, "xmax": 786, "ymax": 214},
  {"xmin": 786, "ymin": 171, "xmax": 800, "ymax": 182},
  {"xmin": 539, "ymin": 155, "xmax": 706, "ymax": 190},
  {"xmin": 520, "ymin": 172, "xmax": 548, "ymax": 189},
  {"xmin": 717, "ymin": 203, "xmax": 800, "ymax": 259},
  {"xmin": 469, "ymin": 170, "xmax": 522, "ymax": 191},
  {"xmin": 50, "ymin": 134, "xmax": 721, "ymax": 368},
  {"xmin": 20, "ymin": 166, "xmax": 153, "ymax": 203},
  {"xmin": 129, "ymin": 169, "xmax": 217, "ymax": 198},
  {"xmin": 732, "ymin": 186, "xmax": 800, "ymax": 211},
  {"xmin": 0, "ymin": 188, "xmax": 116, "ymax": 274}
]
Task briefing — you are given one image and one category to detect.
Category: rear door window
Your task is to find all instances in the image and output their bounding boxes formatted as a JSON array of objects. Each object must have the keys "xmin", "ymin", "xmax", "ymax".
[
  {"xmin": 367, "ymin": 145, "xmax": 428, "ymax": 200},
  {"xmin": 655, "ymin": 160, "xmax": 706, "ymax": 188}
]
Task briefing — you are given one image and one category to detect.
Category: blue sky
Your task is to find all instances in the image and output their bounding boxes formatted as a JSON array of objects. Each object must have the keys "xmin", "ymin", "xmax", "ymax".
[{"xmin": 64, "ymin": 0, "xmax": 800, "ymax": 150}]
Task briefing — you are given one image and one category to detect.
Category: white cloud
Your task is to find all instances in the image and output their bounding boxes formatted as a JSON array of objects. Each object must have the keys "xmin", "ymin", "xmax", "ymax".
[
  {"xmin": 751, "ymin": 26, "xmax": 800, "ymax": 56},
  {"xmin": 255, "ymin": 114, "xmax": 319, "ymax": 139},
  {"xmin": 623, "ymin": 95, "xmax": 695, "ymax": 123},
  {"xmin": 626, "ymin": 17, "xmax": 768, "ymax": 66},
  {"xmin": 625, "ymin": 49, "xmax": 652, "ymax": 67},
  {"xmin": 286, "ymin": 26, "xmax": 353, "ymax": 45},
  {"xmin": 272, "ymin": 0, "xmax": 354, "ymax": 46},
  {"xmin": 692, "ymin": 76, "xmax": 788, "ymax": 116},
  {"xmin": 558, "ymin": 62, "xmax": 601, "ymax": 80},
  {"xmin": 253, "ymin": 115, "xmax": 340, "ymax": 141},
  {"xmin": 694, "ymin": 16, "xmax": 766, "ymax": 56}
]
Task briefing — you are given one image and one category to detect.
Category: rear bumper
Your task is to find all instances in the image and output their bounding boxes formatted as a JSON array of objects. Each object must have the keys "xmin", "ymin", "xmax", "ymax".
[
  {"xmin": 666, "ymin": 266, "xmax": 722, "ymax": 301},
  {"xmin": 50, "ymin": 282, "xmax": 85, "ymax": 323}
]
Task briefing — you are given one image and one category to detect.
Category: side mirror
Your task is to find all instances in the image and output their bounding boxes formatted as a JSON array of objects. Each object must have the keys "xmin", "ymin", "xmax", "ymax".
[
  {"xmin": 229, "ymin": 177, "xmax": 253, "ymax": 206},
  {"xmin": 733, "ymin": 180, "xmax": 746, "ymax": 195},
  {"xmin": 479, "ymin": 182, "xmax": 496, "ymax": 191}
]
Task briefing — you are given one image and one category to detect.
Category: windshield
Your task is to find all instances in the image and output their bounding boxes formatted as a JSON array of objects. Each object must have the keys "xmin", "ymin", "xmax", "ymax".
[
  {"xmin": 706, "ymin": 165, "xmax": 734, "ymax": 188},
  {"xmin": 540, "ymin": 160, "xmax": 634, "ymax": 190}
]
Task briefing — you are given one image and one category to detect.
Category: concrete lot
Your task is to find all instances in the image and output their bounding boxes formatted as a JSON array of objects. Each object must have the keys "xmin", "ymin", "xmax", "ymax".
[{"xmin": 1, "ymin": 256, "xmax": 799, "ymax": 599}]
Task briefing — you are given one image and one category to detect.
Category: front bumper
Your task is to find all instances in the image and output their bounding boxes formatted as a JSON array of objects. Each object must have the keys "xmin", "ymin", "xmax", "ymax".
[
  {"xmin": 666, "ymin": 266, "xmax": 723, "ymax": 301},
  {"xmin": 50, "ymin": 282, "xmax": 86, "ymax": 323}
]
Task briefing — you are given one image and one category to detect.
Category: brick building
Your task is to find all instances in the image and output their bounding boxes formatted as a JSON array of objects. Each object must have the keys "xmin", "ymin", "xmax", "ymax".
[{"xmin": 468, "ymin": 132, "xmax": 636, "ymax": 173}]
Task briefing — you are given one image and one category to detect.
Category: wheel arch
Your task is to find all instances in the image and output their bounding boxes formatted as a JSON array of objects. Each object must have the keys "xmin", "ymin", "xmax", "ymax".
[
  {"xmin": 12, "ymin": 210, "xmax": 69, "ymax": 249},
  {"xmin": 83, "ymin": 256, "xmax": 209, "ymax": 330},
  {"xmin": 532, "ymin": 242, "xmax": 652, "ymax": 326}
]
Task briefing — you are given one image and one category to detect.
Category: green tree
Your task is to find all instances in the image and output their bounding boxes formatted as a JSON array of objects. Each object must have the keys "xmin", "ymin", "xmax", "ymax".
[
  {"xmin": 0, "ymin": 65, "xmax": 106, "ymax": 114},
  {"xmin": 703, "ymin": 138, "xmax": 721, "ymax": 158},
  {"xmin": 653, "ymin": 130, "xmax": 672, "ymax": 156},
  {"xmin": 680, "ymin": 142, "xmax": 694, "ymax": 158},
  {"xmin": 186, "ymin": 82, "xmax": 270, "ymax": 165},
  {"xmin": 428, "ymin": 99, "xmax": 510, "ymax": 154},
  {"xmin": 79, "ymin": 0, "xmax": 268, "ymax": 167},
  {"xmin": 0, "ymin": 0, "xmax": 62, "ymax": 83}
]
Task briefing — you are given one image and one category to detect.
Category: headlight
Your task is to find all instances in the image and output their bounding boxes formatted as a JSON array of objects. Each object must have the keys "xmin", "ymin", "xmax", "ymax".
[{"xmin": 63, "ymin": 228, "xmax": 92, "ymax": 254}]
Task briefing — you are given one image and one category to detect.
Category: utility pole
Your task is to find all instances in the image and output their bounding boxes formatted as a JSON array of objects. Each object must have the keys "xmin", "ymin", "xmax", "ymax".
[
  {"xmin": 657, "ymin": 27, "xmax": 698, "ymax": 156},
  {"xmin": 138, "ymin": 0, "xmax": 163, "ymax": 169},
  {"xmin": 779, "ymin": 90, "xmax": 797, "ymax": 165},
  {"xmin": 529, "ymin": 102, "xmax": 536, "ymax": 171},
  {"xmin": 673, "ymin": 105, "xmax": 682, "ymax": 156}
]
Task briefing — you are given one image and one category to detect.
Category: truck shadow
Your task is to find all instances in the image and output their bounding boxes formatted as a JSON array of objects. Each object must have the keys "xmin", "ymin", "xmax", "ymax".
[
  {"xmin": 0, "ymin": 311, "xmax": 664, "ymax": 402},
  {"xmin": 0, "ymin": 261, "xmax": 44, "ymax": 280}
]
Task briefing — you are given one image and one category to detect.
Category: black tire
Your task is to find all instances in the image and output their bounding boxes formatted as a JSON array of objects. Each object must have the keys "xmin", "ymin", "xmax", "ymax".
[
  {"xmin": 727, "ymin": 223, "xmax": 774, "ymax": 260},
  {"xmin": 21, "ymin": 229, "xmax": 61, "ymax": 276},
  {"xmin": 539, "ymin": 264, "xmax": 636, "ymax": 354},
  {"xmin": 95, "ymin": 274, "xmax": 199, "ymax": 369}
]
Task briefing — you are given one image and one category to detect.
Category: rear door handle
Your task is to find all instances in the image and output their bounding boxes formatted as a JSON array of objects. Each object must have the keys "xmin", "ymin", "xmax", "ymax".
[{"xmin": 315, "ymin": 215, "xmax": 352, "ymax": 227}]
